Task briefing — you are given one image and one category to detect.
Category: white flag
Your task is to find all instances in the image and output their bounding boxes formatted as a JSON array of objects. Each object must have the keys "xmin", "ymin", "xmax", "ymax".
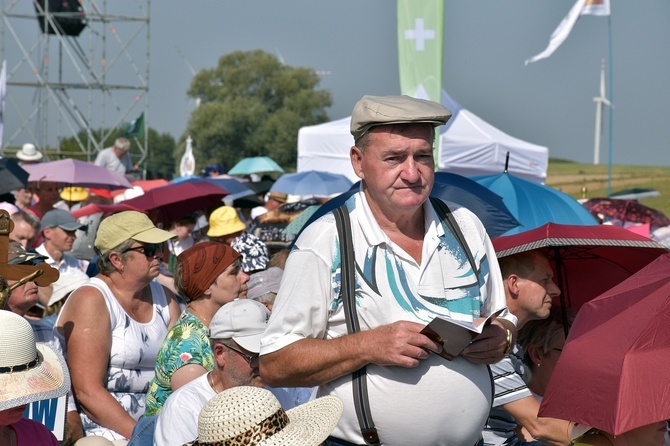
[
  {"xmin": 525, "ymin": 0, "xmax": 610, "ymax": 65},
  {"xmin": 0, "ymin": 60, "xmax": 6, "ymax": 148}
]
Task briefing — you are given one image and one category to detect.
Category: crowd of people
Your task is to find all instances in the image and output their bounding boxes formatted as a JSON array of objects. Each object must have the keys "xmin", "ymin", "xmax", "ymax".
[{"xmin": 0, "ymin": 95, "xmax": 668, "ymax": 446}]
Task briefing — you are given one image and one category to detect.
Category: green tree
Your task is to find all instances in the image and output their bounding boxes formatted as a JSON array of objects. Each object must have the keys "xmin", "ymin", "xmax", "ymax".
[{"xmin": 183, "ymin": 50, "xmax": 332, "ymax": 171}]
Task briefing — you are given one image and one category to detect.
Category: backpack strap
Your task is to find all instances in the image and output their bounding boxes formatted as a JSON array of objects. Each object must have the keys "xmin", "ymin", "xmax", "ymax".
[{"xmin": 333, "ymin": 204, "xmax": 380, "ymax": 446}]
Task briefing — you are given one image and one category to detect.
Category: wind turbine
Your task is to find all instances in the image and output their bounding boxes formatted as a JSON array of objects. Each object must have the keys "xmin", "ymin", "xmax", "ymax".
[{"xmin": 593, "ymin": 58, "xmax": 612, "ymax": 165}]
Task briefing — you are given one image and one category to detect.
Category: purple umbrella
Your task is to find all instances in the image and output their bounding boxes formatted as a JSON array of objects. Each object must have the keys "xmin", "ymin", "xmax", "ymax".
[{"xmin": 22, "ymin": 158, "xmax": 131, "ymax": 189}]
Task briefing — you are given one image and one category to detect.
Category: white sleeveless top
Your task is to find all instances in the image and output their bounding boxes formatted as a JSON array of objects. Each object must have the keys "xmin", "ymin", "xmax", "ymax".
[{"xmin": 56, "ymin": 277, "xmax": 171, "ymax": 440}]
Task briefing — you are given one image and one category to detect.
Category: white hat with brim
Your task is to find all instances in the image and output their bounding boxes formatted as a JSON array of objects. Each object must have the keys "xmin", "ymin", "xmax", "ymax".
[
  {"xmin": 189, "ymin": 386, "xmax": 343, "ymax": 446},
  {"xmin": 0, "ymin": 310, "xmax": 70, "ymax": 411},
  {"xmin": 48, "ymin": 269, "xmax": 90, "ymax": 307},
  {"xmin": 16, "ymin": 143, "xmax": 43, "ymax": 161}
]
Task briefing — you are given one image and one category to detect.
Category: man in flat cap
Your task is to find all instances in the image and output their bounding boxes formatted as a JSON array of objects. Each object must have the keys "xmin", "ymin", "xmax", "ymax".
[{"xmin": 260, "ymin": 95, "xmax": 516, "ymax": 446}]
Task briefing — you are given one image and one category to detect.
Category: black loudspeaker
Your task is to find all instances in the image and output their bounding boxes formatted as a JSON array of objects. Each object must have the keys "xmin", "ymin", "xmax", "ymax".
[{"xmin": 34, "ymin": 0, "xmax": 87, "ymax": 37}]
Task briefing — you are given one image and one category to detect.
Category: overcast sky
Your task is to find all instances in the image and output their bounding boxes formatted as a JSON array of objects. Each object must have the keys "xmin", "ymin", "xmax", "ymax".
[{"xmin": 3, "ymin": 1, "xmax": 670, "ymax": 167}]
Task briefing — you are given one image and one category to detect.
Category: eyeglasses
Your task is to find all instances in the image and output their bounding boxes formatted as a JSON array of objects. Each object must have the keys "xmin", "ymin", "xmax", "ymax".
[
  {"xmin": 224, "ymin": 343, "xmax": 260, "ymax": 368},
  {"xmin": 551, "ymin": 348, "xmax": 563, "ymax": 353},
  {"xmin": 122, "ymin": 243, "xmax": 163, "ymax": 258}
]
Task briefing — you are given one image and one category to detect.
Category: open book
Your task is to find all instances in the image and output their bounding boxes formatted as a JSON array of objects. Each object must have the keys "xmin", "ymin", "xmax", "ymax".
[{"xmin": 420, "ymin": 309, "xmax": 505, "ymax": 360}]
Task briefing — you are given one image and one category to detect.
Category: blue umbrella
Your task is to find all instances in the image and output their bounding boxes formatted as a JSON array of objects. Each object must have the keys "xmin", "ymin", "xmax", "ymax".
[
  {"xmin": 270, "ymin": 170, "xmax": 353, "ymax": 197},
  {"xmin": 288, "ymin": 172, "xmax": 520, "ymax": 239},
  {"xmin": 472, "ymin": 172, "xmax": 598, "ymax": 236},
  {"xmin": 228, "ymin": 156, "xmax": 284, "ymax": 176}
]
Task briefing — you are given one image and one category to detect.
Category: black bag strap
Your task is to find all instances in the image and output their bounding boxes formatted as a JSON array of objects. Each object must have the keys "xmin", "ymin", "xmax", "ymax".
[
  {"xmin": 430, "ymin": 197, "xmax": 479, "ymax": 281},
  {"xmin": 333, "ymin": 204, "xmax": 380, "ymax": 446}
]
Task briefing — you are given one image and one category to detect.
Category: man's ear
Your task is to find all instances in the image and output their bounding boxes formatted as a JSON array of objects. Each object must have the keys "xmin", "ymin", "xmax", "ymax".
[
  {"xmin": 505, "ymin": 274, "xmax": 521, "ymax": 297},
  {"xmin": 213, "ymin": 342, "xmax": 226, "ymax": 367},
  {"xmin": 350, "ymin": 146, "xmax": 365, "ymax": 180},
  {"xmin": 42, "ymin": 227, "xmax": 52, "ymax": 241}
]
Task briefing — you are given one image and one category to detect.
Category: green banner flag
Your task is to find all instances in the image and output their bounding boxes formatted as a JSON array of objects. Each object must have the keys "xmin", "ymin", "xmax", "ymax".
[
  {"xmin": 397, "ymin": 0, "xmax": 444, "ymax": 104},
  {"xmin": 123, "ymin": 112, "xmax": 145, "ymax": 138}
]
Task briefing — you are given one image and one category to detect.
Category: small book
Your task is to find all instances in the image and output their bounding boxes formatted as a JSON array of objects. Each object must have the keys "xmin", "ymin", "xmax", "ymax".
[{"xmin": 420, "ymin": 308, "xmax": 505, "ymax": 360}]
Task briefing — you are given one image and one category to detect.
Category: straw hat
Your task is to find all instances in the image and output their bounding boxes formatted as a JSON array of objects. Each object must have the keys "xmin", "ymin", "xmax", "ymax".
[
  {"xmin": 0, "ymin": 310, "xmax": 70, "ymax": 410},
  {"xmin": 190, "ymin": 386, "xmax": 343, "ymax": 446},
  {"xmin": 16, "ymin": 143, "xmax": 43, "ymax": 161}
]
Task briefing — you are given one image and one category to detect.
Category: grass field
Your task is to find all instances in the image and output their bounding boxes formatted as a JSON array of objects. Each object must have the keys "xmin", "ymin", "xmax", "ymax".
[{"xmin": 545, "ymin": 159, "xmax": 670, "ymax": 217}]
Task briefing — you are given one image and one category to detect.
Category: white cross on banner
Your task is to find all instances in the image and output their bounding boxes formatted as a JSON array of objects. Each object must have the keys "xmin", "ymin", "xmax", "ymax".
[{"xmin": 404, "ymin": 18, "xmax": 435, "ymax": 51}]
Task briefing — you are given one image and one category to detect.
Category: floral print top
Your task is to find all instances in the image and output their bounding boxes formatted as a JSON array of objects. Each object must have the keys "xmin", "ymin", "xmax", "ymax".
[{"xmin": 144, "ymin": 309, "xmax": 214, "ymax": 416}]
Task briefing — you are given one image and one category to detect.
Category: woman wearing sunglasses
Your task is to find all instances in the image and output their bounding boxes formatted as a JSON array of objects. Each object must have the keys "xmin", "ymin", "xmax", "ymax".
[{"xmin": 55, "ymin": 211, "xmax": 181, "ymax": 444}]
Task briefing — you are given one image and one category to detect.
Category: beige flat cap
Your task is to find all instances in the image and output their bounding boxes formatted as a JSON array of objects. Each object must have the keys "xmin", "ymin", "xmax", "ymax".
[{"xmin": 350, "ymin": 95, "xmax": 452, "ymax": 141}]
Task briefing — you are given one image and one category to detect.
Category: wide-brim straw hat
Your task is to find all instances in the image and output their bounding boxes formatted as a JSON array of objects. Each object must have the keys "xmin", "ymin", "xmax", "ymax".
[
  {"xmin": 190, "ymin": 386, "xmax": 343, "ymax": 446},
  {"xmin": 0, "ymin": 310, "xmax": 70, "ymax": 410}
]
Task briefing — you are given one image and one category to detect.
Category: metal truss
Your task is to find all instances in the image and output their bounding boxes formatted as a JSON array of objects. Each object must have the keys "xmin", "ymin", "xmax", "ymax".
[{"xmin": 0, "ymin": 0, "xmax": 150, "ymax": 169}]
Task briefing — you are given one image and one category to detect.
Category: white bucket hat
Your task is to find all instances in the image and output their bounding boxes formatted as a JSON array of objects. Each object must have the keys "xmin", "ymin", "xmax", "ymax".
[
  {"xmin": 0, "ymin": 310, "xmax": 70, "ymax": 410},
  {"xmin": 190, "ymin": 386, "xmax": 343, "ymax": 446},
  {"xmin": 16, "ymin": 143, "xmax": 43, "ymax": 161}
]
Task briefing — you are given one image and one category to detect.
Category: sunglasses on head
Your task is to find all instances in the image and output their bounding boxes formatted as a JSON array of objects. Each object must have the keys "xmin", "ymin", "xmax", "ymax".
[{"xmin": 122, "ymin": 242, "xmax": 164, "ymax": 258}]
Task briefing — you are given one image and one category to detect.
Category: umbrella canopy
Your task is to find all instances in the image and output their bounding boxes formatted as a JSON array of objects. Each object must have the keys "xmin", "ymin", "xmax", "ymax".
[
  {"xmin": 131, "ymin": 179, "xmax": 170, "ymax": 192},
  {"xmin": 493, "ymin": 222, "xmax": 668, "ymax": 311},
  {"xmin": 270, "ymin": 171, "xmax": 353, "ymax": 198},
  {"xmin": 582, "ymin": 197, "xmax": 670, "ymax": 228},
  {"xmin": 22, "ymin": 158, "xmax": 131, "ymax": 189},
  {"xmin": 227, "ymin": 156, "xmax": 284, "ymax": 176},
  {"xmin": 538, "ymin": 253, "xmax": 670, "ymax": 435},
  {"xmin": 0, "ymin": 157, "xmax": 29, "ymax": 195},
  {"xmin": 71, "ymin": 203, "xmax": 145, "ymax": 219},
  {"xmin": 189, "ymin": 177, "xmax": 254, "ymax": 201},
  {"xmin": 122, "ymin": 181, "xmax": 229, "ymax": 223},
  {"xmin": 290, "ymin": 172, "xmax": 520, "ymax": 240},
  {"xmin": 472, "ymin": 172, "xmax": 598, "ymax": 235}
]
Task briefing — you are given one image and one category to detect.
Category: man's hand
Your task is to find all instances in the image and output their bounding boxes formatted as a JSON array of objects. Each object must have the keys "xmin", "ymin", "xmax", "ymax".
[
  {"xmin": 363, "ymin": 321, "xmax": 443, "ymax": 368},
  {"xmin": 461, "ymin": 320, "xmax": 512, "ymax": 364}
]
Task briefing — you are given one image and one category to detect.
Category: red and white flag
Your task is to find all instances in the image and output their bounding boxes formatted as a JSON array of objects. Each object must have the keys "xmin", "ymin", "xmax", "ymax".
[{"xmin": 525, "ymin": 0, "xmax": 610, "ymax": 65}]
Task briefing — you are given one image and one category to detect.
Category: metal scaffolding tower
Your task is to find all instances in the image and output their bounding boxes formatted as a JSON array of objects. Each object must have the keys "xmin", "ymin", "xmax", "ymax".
[{"xmin": 0, "ymin": 0, "xmax": 150, "ymax": 169}]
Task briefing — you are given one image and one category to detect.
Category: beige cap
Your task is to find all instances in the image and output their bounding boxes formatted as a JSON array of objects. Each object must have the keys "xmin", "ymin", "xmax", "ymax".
[
  {"xmin": 95, "ymin": 211, "xmax": 175, "ymax": 255},
  {"xmin": 350, "ymin": 95, "xmax": 452, "ymax": 141}
]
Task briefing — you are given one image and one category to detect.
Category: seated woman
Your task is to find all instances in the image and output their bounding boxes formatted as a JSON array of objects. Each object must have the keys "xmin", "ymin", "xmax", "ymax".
[
  {"xmin": 144, "ymin": 241, "xmax": 250, "ymax": 416},
  {"xmin": 55, "ymin": 211, "xmax": 181, "ymax": 442},
  {"xmin": 518, "ymin": 306, "xmax": 575, "ymax": 401}
]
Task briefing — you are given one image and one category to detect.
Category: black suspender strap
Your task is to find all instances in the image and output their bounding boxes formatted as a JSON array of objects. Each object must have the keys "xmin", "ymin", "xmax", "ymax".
[
  {"xmin": 430, "ymin": 197, "xmax": 479, "ymax": 281},
  {"xmin": 333, "ymin": 204, "xmax": 380, "ymax": 446}
]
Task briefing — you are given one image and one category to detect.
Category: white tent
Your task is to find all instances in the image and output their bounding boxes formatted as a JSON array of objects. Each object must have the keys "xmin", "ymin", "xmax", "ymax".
[
  {"xmin": 438, "ymin": 90, "xmax": 548, "ymax": 183},
  {"xmin": 297, "ymin": 90, "xmax": 549, "ymax": 183}
]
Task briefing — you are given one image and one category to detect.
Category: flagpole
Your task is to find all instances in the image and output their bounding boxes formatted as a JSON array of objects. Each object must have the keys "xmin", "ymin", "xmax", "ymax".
[{"xmin": 606, "ymin": 15, "xmax": 614, "ymax": 196}]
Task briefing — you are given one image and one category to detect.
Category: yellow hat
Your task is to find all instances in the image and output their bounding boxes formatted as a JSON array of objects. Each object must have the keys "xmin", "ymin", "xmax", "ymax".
[
  {"xmin": 60, "ymin": 187, "xmax": 89, "ymax": 202},
  {"xmin": 207, "ymin": 206, "xmax": 246, "ymax": 238}
]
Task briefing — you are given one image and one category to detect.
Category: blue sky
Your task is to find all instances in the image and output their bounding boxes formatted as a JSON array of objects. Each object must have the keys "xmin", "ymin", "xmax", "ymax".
[{"xmin": 3, "ymin": 1, "xmax": 670, "ymax": 166}]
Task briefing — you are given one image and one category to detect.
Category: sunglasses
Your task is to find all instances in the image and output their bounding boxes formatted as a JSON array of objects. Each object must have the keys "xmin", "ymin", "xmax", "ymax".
[
  {"xmin": 122, "ymin": 243, "xmax": 163, "ymax": 258},
  {"xmin": 224, "ymin": 343, "xmax": 260, "ymax": 368}
]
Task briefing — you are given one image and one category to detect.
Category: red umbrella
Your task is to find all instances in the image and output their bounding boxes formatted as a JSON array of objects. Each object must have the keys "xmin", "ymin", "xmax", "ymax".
[
  {"xmin": 493, "ymin": 223, "xmax": 668, "ymax": 311},
  {"xmin": 71, "ymin": 203, "xmax": 145, "ymax": 219},
  {"xmin": 121, "ymin": 181, "xmax": 229, "ymax": 223},
  {"xmin": 131, "ymin": 178, "xmax": 170, "ymax": 192},
  {"xmin": 583, "ymin": 197, "xmax": 670, "ymax": 228},
  {"xmin": 539, "ymin": 253, "xmax": 670, "ymax": 435}
]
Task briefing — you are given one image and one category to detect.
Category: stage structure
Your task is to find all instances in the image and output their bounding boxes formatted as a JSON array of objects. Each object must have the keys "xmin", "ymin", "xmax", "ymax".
[{"xmin": 0, "ymin": 0, "xmax": 150, "ymax": 173}]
